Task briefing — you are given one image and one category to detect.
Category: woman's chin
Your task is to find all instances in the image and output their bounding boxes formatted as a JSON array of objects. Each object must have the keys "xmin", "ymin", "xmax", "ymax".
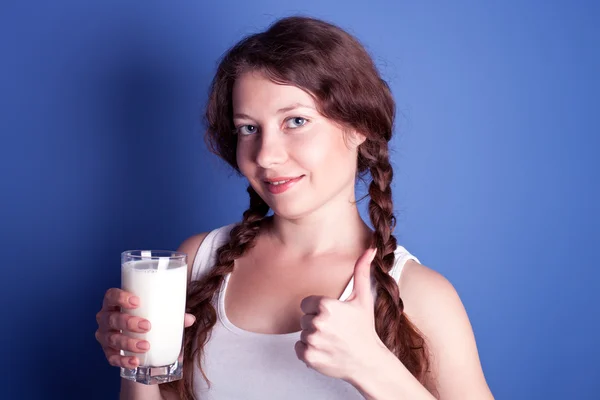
[{"xmin": 269, "ymin": 201, "xmax": 313, "ymax": 221}]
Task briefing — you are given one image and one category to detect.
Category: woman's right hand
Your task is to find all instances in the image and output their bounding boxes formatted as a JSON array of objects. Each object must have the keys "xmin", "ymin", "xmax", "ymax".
[
  {"xmin": 95, "ymin": 288, "xmax": 151, "ymax": 369},
  {"xmin": 95, "ymin": 288, "xmax": 196, "ymax": 369}
]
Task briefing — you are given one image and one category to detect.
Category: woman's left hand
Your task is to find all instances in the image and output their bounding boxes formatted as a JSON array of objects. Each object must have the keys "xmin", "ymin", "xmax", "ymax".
[{"xmin": 295, "ymin": 247, "xmax": 387, "ymax": 381}]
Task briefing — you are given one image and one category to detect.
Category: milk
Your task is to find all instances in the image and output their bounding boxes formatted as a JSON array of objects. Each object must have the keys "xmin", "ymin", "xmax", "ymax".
[{"xmin": 121, "ymin": 259, "xmax": 187, "ymax": 367}]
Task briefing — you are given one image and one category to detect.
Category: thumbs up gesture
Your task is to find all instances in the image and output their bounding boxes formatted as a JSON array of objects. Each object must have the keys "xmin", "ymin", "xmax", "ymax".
[{"xmin": 295, "ymin": 248, "xmax": 387, "ymax": 381}]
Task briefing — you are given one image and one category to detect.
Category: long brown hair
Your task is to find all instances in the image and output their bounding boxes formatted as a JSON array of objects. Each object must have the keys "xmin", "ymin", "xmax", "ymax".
[{"xmin": 164, "ymin": 15, "xmax": 430, "ymax": 399}]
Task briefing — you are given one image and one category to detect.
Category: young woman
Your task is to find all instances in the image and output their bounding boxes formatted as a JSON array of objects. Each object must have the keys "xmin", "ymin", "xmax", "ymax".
[{"xmin": 96, "ymin": 16, "xmax": 494, "ymax": 400}]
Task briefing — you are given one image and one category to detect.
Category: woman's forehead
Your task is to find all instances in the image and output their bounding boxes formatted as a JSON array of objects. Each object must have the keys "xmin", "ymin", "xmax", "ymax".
[{"xmin": 232, "ymin": 71, "xmax": 317, "ymax": 116}]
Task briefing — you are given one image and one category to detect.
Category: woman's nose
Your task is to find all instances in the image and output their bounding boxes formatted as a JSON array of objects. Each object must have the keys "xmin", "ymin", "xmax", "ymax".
[{"xmin": 255, "ymin": 130, "xmax": 288, "ymax": 169}]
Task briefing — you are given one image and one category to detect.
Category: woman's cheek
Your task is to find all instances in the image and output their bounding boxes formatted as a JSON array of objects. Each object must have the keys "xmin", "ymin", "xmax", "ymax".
[{"xmin": 292, "ymin": 129, "xmax": 338, "ymax": 170}]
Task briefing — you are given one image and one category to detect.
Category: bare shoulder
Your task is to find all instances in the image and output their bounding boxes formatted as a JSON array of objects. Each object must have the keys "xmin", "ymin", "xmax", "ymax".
[
  {"xmin": 398, "ymin": 260, "xmax": 494, "ymax": 399},
  {"xmin": 399, "ymin": 260, "xmax": 464, "ymax": 323},
  {"xmin": 177, "ymin": 232, "xmax": 210, "ymax": 283}
]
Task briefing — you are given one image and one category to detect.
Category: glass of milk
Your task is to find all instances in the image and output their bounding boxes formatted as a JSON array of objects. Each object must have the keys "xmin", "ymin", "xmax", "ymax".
[{"xmin": 119, "ymin": 250, "xmax": 187, "ymax": 385}]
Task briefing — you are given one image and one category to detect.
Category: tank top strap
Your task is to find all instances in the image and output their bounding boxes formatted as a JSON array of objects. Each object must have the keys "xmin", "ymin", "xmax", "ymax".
[
  {"xmin": 191, "ymin": 224, "xmax": 420, "ymax": 286},
  {"xmin": 191, "ymin": 223, "xmax": 236, "ymax": 282},
  {"xmin": 389, "ymin": 245, "xmax": 420, "ymax": 283}
]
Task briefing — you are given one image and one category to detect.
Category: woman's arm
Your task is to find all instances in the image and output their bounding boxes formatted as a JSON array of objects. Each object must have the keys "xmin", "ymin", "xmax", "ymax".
[
  {"xmin": 348, "ymin": 260, "xmax": 494, "ymax": 400},
  {"xmin": 346, "ymin": 347, "xmax": 436, "ymax": 399},
  {"xmin": 400, "ymin": 261, "xmax": 494, "ymax": 399},
  {"xmin": 120, "ymin": 380, "xmax": 166, "ymax": 400}
]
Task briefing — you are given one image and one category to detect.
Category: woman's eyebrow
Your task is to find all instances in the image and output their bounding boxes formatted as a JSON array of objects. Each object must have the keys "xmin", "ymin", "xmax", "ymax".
[
  {"xmin": 275, "ymin": 103, "xmax": 315, "ymax": 114},
  {"xmin": 233, "ymin": 103, "xmax": 315, "ymax": 120},
  {"xmin": 233, "ymin": 112, "xmax": 254, "ymax": 120}
]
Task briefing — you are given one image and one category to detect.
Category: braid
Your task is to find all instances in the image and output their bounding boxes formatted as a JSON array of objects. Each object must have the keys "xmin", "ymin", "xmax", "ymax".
[
  {"xmin": 163, "ymin": 186, "xmax": 269, "ymax": 400},
  {"xmin": 367, "ymin": 140, "xmax": 430, "ymax": 382}
]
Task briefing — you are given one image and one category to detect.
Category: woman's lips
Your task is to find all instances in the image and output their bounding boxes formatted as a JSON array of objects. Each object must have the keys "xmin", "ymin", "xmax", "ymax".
[{"xmin": 264, "ymin": 175, "xmax": 304, "ymax": 194}]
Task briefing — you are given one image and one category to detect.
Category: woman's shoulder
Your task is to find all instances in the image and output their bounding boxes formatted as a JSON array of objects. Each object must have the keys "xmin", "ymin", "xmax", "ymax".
[
  {"xmin": 399, "ymin": 259, "xmax": 462, "ymax": 325},
  {"xmin": 178, "ymin": 223, "xmax": 237, "ymax": 282},
  {"xmin": 179, "ymin": 223, "xmax": 237, "ymax": 255}
]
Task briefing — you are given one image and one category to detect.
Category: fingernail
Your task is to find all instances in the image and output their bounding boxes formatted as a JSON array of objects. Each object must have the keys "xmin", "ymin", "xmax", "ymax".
[
  {"xmin": 138, "ymin": 320, "xmax": 151, "ymax": 331},
  {"xmin": 137, "ymin": 341, "xmax": 150, "ymax": 350},
  {"xmin": 129, "ymin": 296, "xmax": 139, "ymax": 306}
]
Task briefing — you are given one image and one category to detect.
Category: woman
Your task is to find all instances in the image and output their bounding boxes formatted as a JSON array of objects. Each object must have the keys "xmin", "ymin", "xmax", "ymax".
[{"xmin": 96, "ymin": 16, "xmax": 494, "ymax": 400}]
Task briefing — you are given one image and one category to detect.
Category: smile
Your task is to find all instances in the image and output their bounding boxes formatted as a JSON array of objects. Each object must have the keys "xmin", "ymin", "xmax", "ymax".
[{"xmin": 264, "ymin": 175, "xmax": 304, "ymax": 194}]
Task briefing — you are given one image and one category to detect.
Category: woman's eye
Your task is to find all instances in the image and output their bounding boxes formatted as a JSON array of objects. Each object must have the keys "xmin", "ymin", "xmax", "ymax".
[
  {"xmin": 237, "ymin": 125, "xmax": 258, "ymax": 135},
  {"xmin": 285, "ymin": 117, "xmax": 308, "ymax": 129}
]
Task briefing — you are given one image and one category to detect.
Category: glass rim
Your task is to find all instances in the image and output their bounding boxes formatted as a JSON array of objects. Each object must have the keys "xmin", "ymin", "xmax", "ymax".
[{"xmin": 121, "ymin": 250, "xmax": 187, "ymax": 260}]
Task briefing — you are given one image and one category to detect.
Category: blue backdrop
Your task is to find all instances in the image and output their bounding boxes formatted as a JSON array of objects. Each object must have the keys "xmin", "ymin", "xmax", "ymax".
[{"xmin": 1, "ymin": 1, "xmax": 598, "ymax": 399}]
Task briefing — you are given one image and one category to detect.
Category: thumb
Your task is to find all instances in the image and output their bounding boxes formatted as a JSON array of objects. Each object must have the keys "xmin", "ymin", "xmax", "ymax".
[{"xmin": 348, "ymin": 247, "xmax": 377, "ymax": 305}]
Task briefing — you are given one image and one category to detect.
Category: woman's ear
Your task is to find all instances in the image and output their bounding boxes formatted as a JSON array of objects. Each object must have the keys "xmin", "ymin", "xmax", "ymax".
[{"xmin": 346, "ymin": 130, "xmax": 367, "ymax": 149}]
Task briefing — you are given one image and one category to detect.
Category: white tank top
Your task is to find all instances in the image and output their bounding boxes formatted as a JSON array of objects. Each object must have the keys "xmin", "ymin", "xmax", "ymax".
[{"xmin": 190, "ymin": 224, "xmax": 420, "ymax": 399}]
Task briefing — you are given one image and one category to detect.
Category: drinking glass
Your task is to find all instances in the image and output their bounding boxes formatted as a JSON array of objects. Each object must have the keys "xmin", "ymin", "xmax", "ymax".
[{"xmin": 119, "ymin": 250, "xmax": 187, "ymax": 385}]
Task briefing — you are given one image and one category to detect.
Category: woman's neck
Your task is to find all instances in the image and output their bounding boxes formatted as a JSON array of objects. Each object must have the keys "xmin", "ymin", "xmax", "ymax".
[{"xmin": 266, "ymin": 198, "xmax": 373, "ymax": 257}]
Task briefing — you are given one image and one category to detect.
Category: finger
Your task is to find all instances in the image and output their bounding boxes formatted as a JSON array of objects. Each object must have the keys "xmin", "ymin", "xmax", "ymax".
[
  {"xmin": 348, "ymin": 247, "xmax": 377, "ymax": 305},
  {"xmin": 184, "ymin": 313, "xmax": 196, "ymax": 328},
  {"xmin": 97, "ymin": 333, "xmax": 141, "ymax": 369},
  {"xmin": 98, "ymin": 311, "xmax": 151, "ymax": 333},
  {"xmin": 300, "ymin": 329, "xmax": 310, "ymax": 345},
  {"xmin": 103, "ymin": 331, "xmax": 150, "ymax": 353},
  {"xmin": 300, "ymin": 295, "xmax": 328, "ymax": 315},
  {"xmin": 95, "ymin": 329, "xmax": 124, "ymax": 350},
  {"xmin": 106, "ymin": 349, "xmax": 140, "ymax": 369},
  {"xmin": 95, "ymin": 329, "xmax": 150, "ymax": 354},
  {"xmin": 300, "ymin": 314, "xmax": 317, "ymax": 331},
  {"xmin": 95, "ymin": 329, "xmax": 109, "ymax": 346},
  {"xmin": 294, "ymin": 340, "xmax": 308, "ymax": 363},
  {"xmin": 103, "ymin": 288, "xmax": 139, "ymax": 310},
  {"xmin": 300, "ymin": 329, "xmax": 322, "ymax": 348}
]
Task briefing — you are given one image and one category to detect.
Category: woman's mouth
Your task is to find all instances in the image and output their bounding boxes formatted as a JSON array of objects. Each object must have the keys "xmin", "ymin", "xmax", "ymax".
[{"xmin": 264, "ymin": 175, "xmax": 304, "ymax": 194}]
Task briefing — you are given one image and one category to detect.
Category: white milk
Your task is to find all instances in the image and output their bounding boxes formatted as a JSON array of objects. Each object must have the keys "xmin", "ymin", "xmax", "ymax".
[{"xmin": 121, "ymin": 259, "xmax": 187, "ymax": 367}]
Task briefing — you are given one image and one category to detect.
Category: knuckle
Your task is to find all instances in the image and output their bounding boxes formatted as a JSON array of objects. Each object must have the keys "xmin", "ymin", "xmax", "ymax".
[
  {"xmin": 105, "ymin": 333, "xmax": 117, "ymax": 349},
  {"xmin": 125, "ymin": 316, "xmax": 138, "ymax": 331},
  {"xmin": 304, "ymin": 348, "xmax": 317, "ymax": 364},
  {"xmin": 118, "ymin": 291, "xmax": 128, "ymax": 306},
  {"xmin": 96, "ymin": 311, "xmax": 103, "ymax": 325},
  {"xmin": 105, "ymin": 288, "xmax": 116, "ymax": 301},
  {"xmin": 312, "ymin": 316, "xmax": 325, "ymax": 330},
  {"xmin": 108, "ymin": 332, "xmax": 119, "ymax": 348},
  {"xmin": 119, "ymin": 335, "xmax": 131, "ymax": 351},
  {"xmin": 107, "ymin": 313, "xmax": 117, "ymax": 329},
  {"xmin": 319, "ymin": 297, "xmax": 331, "ymax": 310},
  {"xmin": 108, "ymin": 312, "xmax": 122, "ymax": 330},
  {"xmin": 301, "ymin": 329, "xmax": 318, "ymax": 347},
  {"xmin": 127, "ymin": 337, "xmax": 141, "ymax": 352},
  {"xmin": 107, "ymin": 355, "xmax": 121, "ymax": 367},
  {"xmin": 300, "ymin": 329, "xmax": 308, "ymax": 342},
  {"xmin": 318, "ymin": 298, "xmax": 331, "ymax": 314}
]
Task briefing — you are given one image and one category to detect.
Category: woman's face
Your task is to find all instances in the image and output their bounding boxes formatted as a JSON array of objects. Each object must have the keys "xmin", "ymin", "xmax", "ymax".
[{"xmin": 233, "ymin": 71, "xmax": 364, "ymax": 220}]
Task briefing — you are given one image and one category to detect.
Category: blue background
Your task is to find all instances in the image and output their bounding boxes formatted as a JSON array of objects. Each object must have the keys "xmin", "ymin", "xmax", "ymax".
[{"xmin": 1, "ymin": 1, "xmax": 598, "ymax": 399}]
